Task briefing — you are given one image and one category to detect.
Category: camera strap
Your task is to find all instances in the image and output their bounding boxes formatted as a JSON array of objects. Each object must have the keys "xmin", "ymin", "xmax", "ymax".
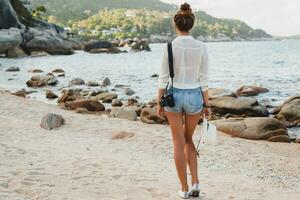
[{"xmin": 166, "ymin": 42, "xmax": 174, "ymax": 93}]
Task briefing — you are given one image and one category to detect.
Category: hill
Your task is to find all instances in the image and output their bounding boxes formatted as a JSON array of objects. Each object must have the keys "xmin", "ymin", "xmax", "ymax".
[
  {"xmin": 26, "ymin": 0, "xmax": 271, "ymax": 40},
  {"xmin": 28, "ymin": 0, "xmax": 176, "ymax": 22}
]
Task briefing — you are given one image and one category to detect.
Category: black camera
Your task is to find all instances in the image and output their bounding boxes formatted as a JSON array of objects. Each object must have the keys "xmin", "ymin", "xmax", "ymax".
[{"xmin": 159, "ymin": 93, "xmax": 175, "ymax": 108}]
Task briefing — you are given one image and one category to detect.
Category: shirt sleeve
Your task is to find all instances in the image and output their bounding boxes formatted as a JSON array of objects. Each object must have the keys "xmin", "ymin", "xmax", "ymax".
[
  {"xmin": 199, "ymin": 44, "xmax": 209, "ymax": 91},
  {"xmin": 158, "ymin": 44, "xmax": 170, "ymax": 89}
]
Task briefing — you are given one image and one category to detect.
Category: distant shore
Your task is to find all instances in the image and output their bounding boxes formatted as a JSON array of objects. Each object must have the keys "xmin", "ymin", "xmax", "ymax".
[{"xmin": 0, "ymin": 89, "xmax": 300, "ymax": 200}]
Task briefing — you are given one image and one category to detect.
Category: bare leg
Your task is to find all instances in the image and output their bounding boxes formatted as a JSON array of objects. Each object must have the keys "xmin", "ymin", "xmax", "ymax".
[
  {"xmin": 184, "ymin": 112, "xmax": 202, "ymax": 185},
  {"xmin": 165, "ymin": 111, "xmax": 188, "ymax": 192}
]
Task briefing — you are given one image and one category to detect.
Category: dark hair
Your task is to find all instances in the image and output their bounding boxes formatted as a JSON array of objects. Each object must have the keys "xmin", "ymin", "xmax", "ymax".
[{"xmin": 174, "ymin": 3, "xmax": 195, "ymax": 32}]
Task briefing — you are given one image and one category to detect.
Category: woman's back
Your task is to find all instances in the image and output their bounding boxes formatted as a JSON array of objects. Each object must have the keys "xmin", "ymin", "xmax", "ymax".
[{"xmin": 158, "ymin": 35, "xmax": 209, "ymax": 91}]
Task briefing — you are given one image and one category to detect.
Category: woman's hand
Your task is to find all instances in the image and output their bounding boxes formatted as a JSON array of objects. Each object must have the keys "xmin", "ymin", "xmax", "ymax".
[
  {"xmin": 203, "ymin": 106, "xmax": 212, "ymax": 119},
  {"xmin": 157, "ymin": 105, "xmax": 166, "ymax": 119}
]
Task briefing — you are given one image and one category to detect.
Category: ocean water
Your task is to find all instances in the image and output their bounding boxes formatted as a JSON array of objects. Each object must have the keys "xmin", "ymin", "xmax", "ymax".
[{"xmin": 0, "ymin": 40, "xmax": 299, "ymax": 137}]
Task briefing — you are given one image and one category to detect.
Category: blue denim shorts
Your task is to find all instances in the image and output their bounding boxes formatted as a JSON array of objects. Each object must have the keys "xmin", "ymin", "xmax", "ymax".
[{"xmin": 164, "ymin": 86, "xmax": 204, "ymax": 115}]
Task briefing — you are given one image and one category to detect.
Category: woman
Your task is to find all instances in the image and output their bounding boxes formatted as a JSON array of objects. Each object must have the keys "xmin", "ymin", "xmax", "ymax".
[{"xmin": 157, "ymin": 3, "xmax": 211, "ymax": 199}]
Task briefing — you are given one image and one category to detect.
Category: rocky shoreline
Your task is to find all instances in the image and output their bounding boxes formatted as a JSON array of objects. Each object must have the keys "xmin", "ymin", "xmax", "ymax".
[{"xmin": 2, "ymin": 62, "xmax": 300, "ymax": 143}]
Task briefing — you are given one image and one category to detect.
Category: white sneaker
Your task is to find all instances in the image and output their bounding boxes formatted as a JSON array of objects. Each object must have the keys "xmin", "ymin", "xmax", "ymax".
[
  {"xmin": 189, "ymin": 183, "xmax": 200, "ymax": 197},
  {"xmin": 178, "ymin": 190, "xmax": 189, "ymax": 199}
]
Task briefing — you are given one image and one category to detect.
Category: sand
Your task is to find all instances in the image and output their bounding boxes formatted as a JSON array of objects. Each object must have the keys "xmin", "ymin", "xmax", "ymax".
[{"xmin": 0, "ymin": 90, "xmax": 299, "ymax": 200}]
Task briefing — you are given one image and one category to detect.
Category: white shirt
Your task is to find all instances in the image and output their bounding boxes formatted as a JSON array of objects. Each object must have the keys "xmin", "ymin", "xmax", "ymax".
[{"xmin": 158, "ymin": 35, "xmax": 209, "ymax": 91}]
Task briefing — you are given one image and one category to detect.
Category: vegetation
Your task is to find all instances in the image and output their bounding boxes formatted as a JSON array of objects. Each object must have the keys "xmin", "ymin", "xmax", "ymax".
[{"xmin": 27, "ymin": 0, "xmax": 271, "ymax": 40}]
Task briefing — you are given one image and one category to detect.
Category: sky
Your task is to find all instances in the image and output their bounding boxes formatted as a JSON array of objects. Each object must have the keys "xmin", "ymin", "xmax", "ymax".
[{"xmin": 162, "ymin": 0, "xmax": 300, "ymax": 36}]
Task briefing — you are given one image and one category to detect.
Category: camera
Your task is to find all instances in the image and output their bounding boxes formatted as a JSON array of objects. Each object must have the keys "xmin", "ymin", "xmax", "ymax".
[{"xmin": 159, "ymin": 93, "xmax": 175, "ymax": 107}]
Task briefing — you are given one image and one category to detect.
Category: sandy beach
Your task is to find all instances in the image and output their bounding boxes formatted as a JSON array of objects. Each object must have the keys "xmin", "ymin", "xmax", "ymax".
[{"xmin": 0, "ymin": 89, "xmax": 299, "ymax": 200}]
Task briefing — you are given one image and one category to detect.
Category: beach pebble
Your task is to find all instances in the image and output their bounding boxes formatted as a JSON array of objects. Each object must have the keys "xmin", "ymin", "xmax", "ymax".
[
  {"xmin": 26, "ymin": 75, "xmax": 58, "ymax": 87},
  {"xmin": 114, "ymin": 84, "xmax": 130, "ymax": 88},
  {"xmin": 40, "ymin": 113, "xmax": 65, "ymax": 130},
  {"xmin": 46, "ymin": 90, "xmax": 58, "ymax": 99},
  {"xmin": 69, "ymin": 78, "xmax": 85, "ymax": 85},
  {"xmin": 5, "ymin": 66, "xmax": 20, "ymax": 72},
  {"xmin": 57, "ymin": 89, "xmax": 81, "ymax": 103},
  {"xmin": 124, "ymin": 88, "xmax": 135, "ymax": 96},
  {"xmin": 151, "ymin": 74, "xmax": 159, "ymax": 78},
  {"xmin": 111, "ymin": 99, "xmax": 123, "ymax": 107}
]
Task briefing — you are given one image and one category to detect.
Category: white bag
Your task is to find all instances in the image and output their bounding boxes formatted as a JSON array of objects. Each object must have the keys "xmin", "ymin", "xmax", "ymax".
[{"xmin": 198, "ymin": 117, "xmax": 217, "ymax": 147}]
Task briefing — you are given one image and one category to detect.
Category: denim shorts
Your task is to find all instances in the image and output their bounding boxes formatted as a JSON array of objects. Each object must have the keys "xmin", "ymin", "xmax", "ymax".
[{"xmin": 164, "ymin": 86, "xmax": 204, "ymax": 115}]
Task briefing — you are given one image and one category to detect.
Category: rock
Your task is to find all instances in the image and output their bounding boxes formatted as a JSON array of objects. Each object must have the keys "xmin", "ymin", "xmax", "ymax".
[
  {"xmin": 151, "ymin": 74, "xmax": 159, "ymax": 78},
  {"xmin": 30, "ymin": 51, "xmax": 49, "ymax": 57},
  {"xmin": 5, "ymin": 66, "xmax": 20, "ymax": 72},
  {"xmin": 52, "ymin": 68, "xmax": 65, "ymax": 73},
  {"xmin": 111, "ymin": 131, "xmax": 135, "ymax": 140},
  {"xmin": 70, "ymin": 78, "xmax": 85, "ymax": 85},
  {"xmin": 115, "ymin": 84, "xmax": 130, "ymax": 88},
  {"xmin": 26, "ymin": 75, "xmax": 58, "ymax": 87},
  {"xmin": 111, "ymin": 99, "xmax": 123, "ymax": 107},
  {"xmin": 40, "ymin": 113, "xmax": 65, "ymax": 130},
  {"xmin": 140, "ymin": 107, "xmax": 166, "ymax": 124},
  {"xmin": 94, "ymin": 92, "xmax": 118, "ymax": 101},
  {"xmin": 0, "ymin": 0, "xmax": 22, "ymax": 29},
  {"xmin": 11, "ymin": 89, "xmax": 35, "ymax": 98},
  {"xmin": 101, "ymin": 77, "xmax": 111, "ymax": 87},
  {"xmin": 57, "ymin": 89, "xmax": 81, "ymax": 103},
  {"xmin": 149, "ymin": 34, "xmax": 173, "ymax": 43},
  {"xmin": 210, "ymin": 96, "xmax": 269, "ymax": 117},
  {"xmin": 267, "ymin": 135, "xmax": 291, "ymax": 143},
  {"xmin": 84, "ymin": 40, "xmax": 112, "ymax": 52},
  {"xmin": 65, "ymin": 99, "xmax": 105, "ymax": 112},
  {"xmin": 28, "ymin": 69, "xmax": 44, "ymax": 73},
  {"xmin": 109, "ymin": 107, "xmax": 137, "ymax": 121},
  {"xmin": 57, "ymin": 73, "xmax": 65, "ymax": 77},
  {"xmin": 295, "ymin": 138, "xmax": 300, "ymax": 143},
  {"xmin": 89, "ymin": 47, "xmax": 121, "ymax": 54},
  {"xmin": 124, "ymin": 88, "xmax": 135, "ymax": 96},
  {"xmin": 273, "ymin": 95, "xmax": 300, "ymax": 126},
  {"xmin": 23, "ymin": 28, "xmax": 74, "ymax": 55},
  {"xmin": 236, "ymin": 85, "xmax": 269, "ymax": 96},
  {"xmin": 124, "ymin": 98, "xmax": 138, "ymax": 106},
  {"xmin": 208, "ymin": 88, "xmax": 236, "ymax": 99},
  {"xmin": 130, "ymin": 38, "xmax": 151, "ymax": 52},
  {"xmin": 89, "ymin": 89, "xmax": 109, "ymax": 96},
  {"xmin": 0, "ymin": 28, "xmax": 22, "ymax": 55},
  {"xmin": 211, "ymin": 117, "xmax": 290, "ymax": 142},
  {"xmin": 86, "ymin": 81, "xmax": 100, "ymax": 87},
  {"xmin": 74, "ymin": 108, "xmax": 90, "ymax": 114},
  {"xmin": 46, "ymin": 90, "xmax": 58, "ymax": 99},
  {"xmin": 6, "ymin": 46, "xmax": 27, "ymax": 58}
]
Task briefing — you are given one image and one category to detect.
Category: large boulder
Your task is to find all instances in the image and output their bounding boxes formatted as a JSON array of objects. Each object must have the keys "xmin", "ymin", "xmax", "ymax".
[
  {"xmin": 65, "ymin": 99, "xmax": 105, "ymax": 112},
  {"xmin": 109, "ymin": 107, "xmax": 137, "ymax": 121},
  {"xmin": 94, "ymin": 92, "xmax": 118, "ymax": 101},
  {"xmin": 26, "ymin": 75, "xmax": 58, "ymax": 87},
  {"xmin": 208, "ymin": 88, "xmax": 236, "ymax": 99},
  {"xmin": 273, "ymin": 95, "xmax": 300, "ymax": 126},
  {"xmin": 40, "ymin": 113, "xmax": 65, "ymax": 130},
  {"xmin": 209, "ymin": 96, "xmax": 269, "ymax": 117},
  {"xmin": 140, "ymin": 107, "xmax": 166, "ymax": 124},
  {"xmin": 0, "ymin": 28, "xmax": 22, "ymax": 54},
  {"xmin": 22, "ymin": 28, "xmax": 74, "ymax": 55},
  {"xmin": 57, "ymin": 89, "xmax": 81, "ymax": 103},
  {"xmin": 211, "ymin": 117, "xmax": 290, "ymax": 142},
  {"xmin": 236, "ymin": 85, "xmax": 269, "ymax": 96},
  {"xmin": 0, "ymin": 0, "xmax": 22, "ymax": 29},
  {"xmin": 84, "ymin": 40, "xmax": 113, "ymax": 52},
  {"xmin": 89, "ymin": 47, "xmax": 121, "ymax": 54}
]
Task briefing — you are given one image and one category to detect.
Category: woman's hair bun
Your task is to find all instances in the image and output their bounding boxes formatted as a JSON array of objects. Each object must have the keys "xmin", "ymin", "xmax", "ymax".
[
  {"xmin": 180, "ymin": 3, "xmax": 191, "ymax": 12},
  {"xmin": 180, "ymin": 3, "xmax": 192, "ymax": 16}
]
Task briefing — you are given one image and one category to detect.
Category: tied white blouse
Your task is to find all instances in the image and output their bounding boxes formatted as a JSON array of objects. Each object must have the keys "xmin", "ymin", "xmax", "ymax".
[{"xmin": 158, "ymin": 35, "xmax": 209, "ymax": 91}]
